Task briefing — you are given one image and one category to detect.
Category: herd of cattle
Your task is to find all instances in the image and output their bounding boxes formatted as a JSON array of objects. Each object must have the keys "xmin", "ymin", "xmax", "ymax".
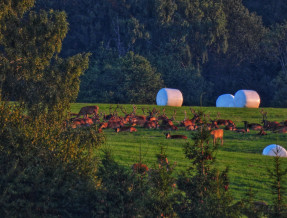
[{"xmin": 68, "ymin": 105, "xmax": 287, "ymax": 145}]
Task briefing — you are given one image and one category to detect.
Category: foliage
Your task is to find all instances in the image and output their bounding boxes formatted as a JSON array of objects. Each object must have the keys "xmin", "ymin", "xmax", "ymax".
[
  {"xmin": 201, "ymin": 0, "xmax": 271, "ymax": 105},
  {"xmin": 32, "ymin": 0, "xmax": 287, "ymax": 107},
  {"xmin": 35, "ymin": 0, "xmax": 150, "ymax": 57},
  {"xmin": 146, "ymin": 146, "xmax": 178, "ymax": 217},
  {"xmin": 120, "ymin": 51, "xmax": 164, "ymax": 104},
  {"xmin": 272, "ymin": 71, "xmax": 287, "ymax": 107},
  {"xmin": 0, "ymin": 102, "xmax": 104, "ymax": 217},
  {"xmin": 0, "ymin": 0, "xmax": 35, "ymax": 25},
  {"xmin": 266, "ymin": 148, "xmax": 287, "ymax": 217},
  {"xmin": 240, "ymin": 188, "xmax": 267, "ymax": 217},
  {"xmin": 0, "ymin": 2, "xmax": 100, "ymax": 215},
  {"xmin": 266, "ymin": 21, "xmax": 287, "ymax": 108},
  {"xmin": 177, "ymin": 0, "xmax": 228, "ymax": 65},
  {"xmin": 94, "ymin": 149, "xmax": 149, "ymax": 217},
  {"xmin": 78, "ymin": 50, "xmax": 163, "ymax": 104},
  {"xmin": 0, "ymin": 1, "xmax": 90, "ymax": 118},
  {"xmin": 151, "ymin": 55, "xmax": 213, "ymax": 105},
  {"xmin": 77, "ymin": 46, "xmax": 120, "ymax": 103},
  {"xmin": 222, "ymin": 0, "xmax": 267, "ymax": 65},
  {"xmin": 2, "ymin": 1, "xmax": 287, "ymax": 215},
  {"xmin": 243, "ymin": 0, "xmax": 287, "ymax": 26},
  {"xmin": 170, "ymin": 111, "xmax": 240, "ymax": 217}
]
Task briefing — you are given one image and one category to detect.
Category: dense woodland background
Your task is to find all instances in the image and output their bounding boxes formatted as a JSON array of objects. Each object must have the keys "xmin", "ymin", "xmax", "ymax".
[{"xmin": 31, "ymin": 0, "xmax": 287, "ymax": 107}]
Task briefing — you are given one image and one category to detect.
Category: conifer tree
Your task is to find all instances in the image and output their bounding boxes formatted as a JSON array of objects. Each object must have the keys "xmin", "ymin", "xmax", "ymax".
[
  {"xmin": 147, "ymin": 146, "xmax": 177, "ymax": 217},
  {"xmin": 176, "ymin": 110, "xmax": 240, "ymax": 217},
  {"xmin": 240, "ymin": 188, "xmax": 267, "ymax": 217},
  {"xmin": 95, "ymin": 149, "xmax": 149, "ymax": 217},
  {"xmin": 267, "ymin": 147, "xmax": 287, "ymax": 217}
]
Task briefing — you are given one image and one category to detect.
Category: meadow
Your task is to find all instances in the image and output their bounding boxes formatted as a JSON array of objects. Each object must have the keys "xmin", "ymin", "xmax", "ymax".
[{"xmin": 71, "ymin": 103, "xmax": 287, "ymax": 204}]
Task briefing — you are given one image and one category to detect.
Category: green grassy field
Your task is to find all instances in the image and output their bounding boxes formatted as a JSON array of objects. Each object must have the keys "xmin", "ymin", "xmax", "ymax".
[{"xmin": 71, "ymin": 103, "xmax": 287, "ymax": 203}]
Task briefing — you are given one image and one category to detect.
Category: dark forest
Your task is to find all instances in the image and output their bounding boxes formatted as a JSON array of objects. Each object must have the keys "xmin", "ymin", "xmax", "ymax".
[{"xmin": 33, "ymin": 0, "xmax": 287, "ymax": 107}]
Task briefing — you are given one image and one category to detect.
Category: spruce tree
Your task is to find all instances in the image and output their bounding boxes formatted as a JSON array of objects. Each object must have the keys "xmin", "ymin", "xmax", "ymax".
[
  {"xmin": 176, "ymin": 110, "xmax": 240, "ymax": 217},
  {"xmin": 95, "ymin": 149, "xmax": 149, "ymax": 217},
  {"xmin": 267, "ymin": 147, "xmax": 287, "ymax": 217},
  {"xmin": 146, "ymin": 146, "xmax": 177, "ymax": 217},
  {"xmin": 240, "ymin": 188, "xmax": 267, "ymax": 217}
]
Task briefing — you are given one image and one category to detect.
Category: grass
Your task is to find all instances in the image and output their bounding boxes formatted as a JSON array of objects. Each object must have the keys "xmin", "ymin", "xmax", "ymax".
[{"xmin": 71, "ymin": 103, "xmax": 287, "ymax": 203}]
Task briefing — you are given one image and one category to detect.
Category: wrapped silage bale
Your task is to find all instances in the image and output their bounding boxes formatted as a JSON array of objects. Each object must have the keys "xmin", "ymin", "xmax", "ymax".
[
  {"xmin": 156, "ymin": 88, "xmax": 183, "ymax": 107},
  {"xmin": 234, "ymin": 90, "xmax": 260, "ymax": 108},
  {"xmin": 216, "ymin": 94, "xmax": 235, "ymax": 107},
  {"xmin": 262, "ymin": 144, "xmax": 287, "ymax": 157}
]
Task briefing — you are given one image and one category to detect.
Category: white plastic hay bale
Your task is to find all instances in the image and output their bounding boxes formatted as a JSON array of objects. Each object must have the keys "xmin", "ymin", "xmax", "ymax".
[
  {"xmin": 216, "ymin": 94, "xmax": 235, "ymax": 107},
  {"xmin": 156, "ymin": 88, "xmax": 183, "ymax": 107},
  {"xmin": 262, "ymin": 144, "xmax": 287, "ymax": 157},
  {"xmin": 234, "ymin": 90, "xmax": 260, "ymax": 108}
]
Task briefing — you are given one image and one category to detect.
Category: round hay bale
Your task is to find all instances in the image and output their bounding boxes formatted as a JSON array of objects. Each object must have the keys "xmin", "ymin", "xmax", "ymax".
[
  {"xmin": 262, "ymin": 144, "xmax": 287, "ymax": 157},
  {"xmin": 156, "ymin": 88, "xmax": 183, "ymax": 107},
  {"xmin": 216, "ymin": 94, "xmax": 235, "ymax": 107},
  {"xmin": 234, "ymin": 90, "xmax": 260, "ymax": 108}
]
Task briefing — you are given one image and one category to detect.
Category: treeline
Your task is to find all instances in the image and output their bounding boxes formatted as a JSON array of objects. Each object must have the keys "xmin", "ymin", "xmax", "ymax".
[{"xmin": 34, "ymin": 0, "xmax": 287, "ymax": 107}]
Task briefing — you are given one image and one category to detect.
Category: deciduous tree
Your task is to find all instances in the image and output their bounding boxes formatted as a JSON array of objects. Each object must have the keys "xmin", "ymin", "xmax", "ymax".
[{"xmin": 0, "ymin": 0, "xmax": 90, "ymax": 119}]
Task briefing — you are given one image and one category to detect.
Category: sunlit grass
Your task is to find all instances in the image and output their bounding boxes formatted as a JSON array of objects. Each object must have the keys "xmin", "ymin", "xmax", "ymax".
[{"xmin": 71, "ymin": 103, "xmax": 287, "ymax": 203}]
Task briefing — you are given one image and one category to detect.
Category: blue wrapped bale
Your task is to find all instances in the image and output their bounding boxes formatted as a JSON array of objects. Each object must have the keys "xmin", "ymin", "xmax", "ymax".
[{"xmin": 216, "ymin": 94, "xmax": 235, "ymax": 107}]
